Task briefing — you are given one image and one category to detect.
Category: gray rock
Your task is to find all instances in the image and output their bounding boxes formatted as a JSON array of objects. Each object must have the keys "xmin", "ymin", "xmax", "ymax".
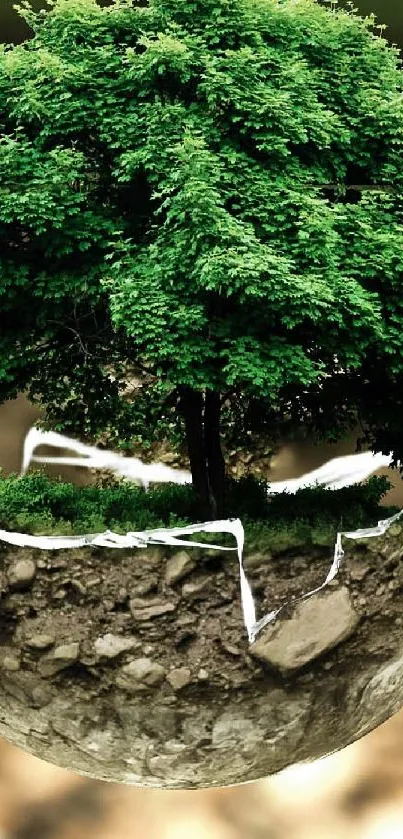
[
  {"xmin": 250, "ymin": 586, "xmax": 359, "ymax": 674},
  {"xmin": 181, "ymin": 577, "xmax": 210, "ymax": 600},
  {"xmin": 163, "ymin": 739, "xmax": 189, "ymax": 755},
  {"xmin": 7, "ymin": 558, "xmax": 36, "ymax": 590},
  {"xmin": 176, "ymin": 614, "xmax": 196, "ymax": 627},
  {"xmin": 31, "ymin": 683, "xmax": 54, "ymax": 708},
  {"xmin": 70, "ymin": 578, "xmax": 87, "ymax": 596},
  {"xmin": 131, "ymin": 576, "xmax": 159, "ymax": 596},
  {"xmin": 359, "ymin": 655, "xmax": 403, "ymax": 722},
  {"xmin": 136, "ymin": 547, "xmax": 165, "ymax": 568},
  {"xmin": 50, "ymin": 557, "xmax": 68, "ymax": 569},
  {"xmin": 130, "ymin": 597, "xmax": 177, "ymax": 621},
  {"xmin": 25, "ymin": 633, "xmax": 55, "ymax": 650},
  {"xmin": 115, "ymin": 657, "xmax": 166, "ymax": 692},
  {"xmin": 212, "ymin": 712, "xmax": 262, "ymax": 749},
  {"xmin": 0, "ymin": 648, "xmax": 20, "ymax": 671},
  {"xmin": 165, "ymin": 551, "xmax": 196, "ymax": 585},
  {"xmin": 166, "ymin": 667, "xmax": 192, "ymax": 691},
  {"xmin": 38, "ymin": 642, "xmax": 80, "ymax": 677},
  {"xmin": 197, "ymin": 668, "xmax": 209, "ymax": 681},
  {"xmin": 94, "ymin": 633, "xmax": 139, "ymax": 660}
]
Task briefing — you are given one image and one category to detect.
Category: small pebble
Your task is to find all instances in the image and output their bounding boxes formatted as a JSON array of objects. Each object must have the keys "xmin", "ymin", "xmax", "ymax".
[
  {"xmin": 7, "ymin": 558, "xmax": 36, "ymax": 590},
  {"xmin": 25, "ymin": 634, "xmax": 55, "ymax": 651},
  {"xmin": 166, "ymin": 667, "xmax": 192, "ymax": 691},
  {"xmin": 2, "ymin": 655, "xmax": 20, "ymax": 672}
]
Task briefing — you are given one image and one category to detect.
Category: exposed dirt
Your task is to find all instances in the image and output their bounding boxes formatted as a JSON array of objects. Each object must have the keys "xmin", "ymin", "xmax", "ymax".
[{"xmin": 0, "ymin": 521, "xmax": 402, "ymax": 788}]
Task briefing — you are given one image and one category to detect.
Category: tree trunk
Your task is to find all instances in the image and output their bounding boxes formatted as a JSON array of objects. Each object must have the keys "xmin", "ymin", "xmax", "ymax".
[
  {"xmin": 178, "ymin": 386, "xmax": 226, "ymax": 520},
  {"xmin": 178, "ymin": 386, "xmax": 211, "ymax": 518},
  {"xmin": 204, "ymin": 389, "xmax": 226, "ymax": 519}
]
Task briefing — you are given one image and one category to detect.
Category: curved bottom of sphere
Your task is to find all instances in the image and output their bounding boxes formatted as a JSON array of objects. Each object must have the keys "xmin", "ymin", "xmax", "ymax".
[{"xmin": 0, "ymin": 525, "xmax": 402, "ymax": 788}]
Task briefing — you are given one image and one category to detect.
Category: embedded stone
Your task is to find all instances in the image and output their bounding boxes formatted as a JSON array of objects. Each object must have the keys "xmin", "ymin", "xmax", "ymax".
[
  {"xmin": 136, "ymin": 547, "xmax": 165, "ymax": 568},
  {"xmin": 38, "ymin": 642, "xmax": 80, "ymax": 677},
  {"xmin": 7, "ymin": 558, "xmax": 36, "ymax": 590},
  {"xmin": 197, "ymin": 668, "xmax": 209, "ymax": 680},
  {"xmin": 181, "ymin": 577, "xmax": 210, "ymax": 600},
  {"xmin": 0, "ymin": 651, "xmax": 20, "ymax": 672},
  {"xmin": 166, "ymin": 667, "xmax": 192, "ymax": 691},
  {"xmin": 129, "ymin": 597, "xmax": 177, "ymax": 621},
  {"xmin": 25, "ymin": 633, "xmax": 55, "ymax": 650},
  {"xmin": 165, "ymin": 551, "xmax": 196, "ymax": 585},
  {"xmin": 250, "ymin": 586, "xmax": 359, "ymax": 675},
  {"xmin": 348, "ymin": 560, "xmax": 371, "ymax": 582},
  {"xmin": 359, "ymin": 655, "xmax": 403, "ymax": 722},
  {"xmin": 131, "ymin": 576, "xmax": 159, "ymax": 596},
  {"xmin": 94, "ymin": 633, "xmax": 139, "ymax": 660},
  {"xmin": 31, "ymin": 683, "xmax": 54, "ymax": 708},
  {"xmin": 115, "ymin": 657, "xmax": 166, "ymax": 692}
]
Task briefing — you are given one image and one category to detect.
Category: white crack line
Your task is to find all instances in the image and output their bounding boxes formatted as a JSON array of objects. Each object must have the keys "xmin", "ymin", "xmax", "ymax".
[
  {"xmin": 22, "ymin": 427, "xmax": 397, "ymax": 493},
  {"xmin": 21, "ymin": 427, "xmax": 192, "ymax": 489},
  {"xmin": 266, "ymin": 450, "xmax": 397, "ymax": 494}
]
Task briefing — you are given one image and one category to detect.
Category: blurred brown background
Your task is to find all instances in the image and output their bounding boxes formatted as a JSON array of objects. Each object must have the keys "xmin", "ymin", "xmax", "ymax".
[
  {"xmin": 2, "ymin": 0, "xmax": 403, "ymax": 835},
  {"xmin": 2, "ymin": 713, "xmax": 403, "ymax": 839}
]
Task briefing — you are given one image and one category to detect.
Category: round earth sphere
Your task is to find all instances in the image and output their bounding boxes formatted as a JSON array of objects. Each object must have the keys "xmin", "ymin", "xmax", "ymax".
[{"xmin": 0, "ymin": 515, "xmax": 403, "ymax": 789}]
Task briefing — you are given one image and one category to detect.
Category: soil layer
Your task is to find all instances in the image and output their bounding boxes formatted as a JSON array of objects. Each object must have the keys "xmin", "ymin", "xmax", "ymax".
[{"xmin": 0, "ymin": 523, "xmax": 403, "ymax": 788}]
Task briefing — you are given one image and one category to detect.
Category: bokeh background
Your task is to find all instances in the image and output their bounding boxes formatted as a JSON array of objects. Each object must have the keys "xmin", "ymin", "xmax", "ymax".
[{"xmin": 1, "ymin": 1, "xmax": 403, "ymax": 837}]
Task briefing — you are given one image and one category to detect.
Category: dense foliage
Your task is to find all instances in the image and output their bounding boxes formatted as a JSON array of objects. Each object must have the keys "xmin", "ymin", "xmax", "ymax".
[
  {"xmin": 1, "ymin": 0, "xmax": 403, "ymax": 515},
  {"xmin": 0, "ymin": 471, "xmax": 397, "ymax": 555}
]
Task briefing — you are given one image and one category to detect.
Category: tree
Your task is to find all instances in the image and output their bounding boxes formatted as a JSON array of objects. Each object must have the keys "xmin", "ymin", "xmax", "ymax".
[{"xmin": 1, "ymin": 0, "xmax": 403, "ymax": 517}]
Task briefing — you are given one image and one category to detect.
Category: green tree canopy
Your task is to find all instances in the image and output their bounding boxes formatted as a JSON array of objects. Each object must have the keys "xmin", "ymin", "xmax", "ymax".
[{"xmin": 1, "ymin": 0, "xmax": 403, "ymax": 516}]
